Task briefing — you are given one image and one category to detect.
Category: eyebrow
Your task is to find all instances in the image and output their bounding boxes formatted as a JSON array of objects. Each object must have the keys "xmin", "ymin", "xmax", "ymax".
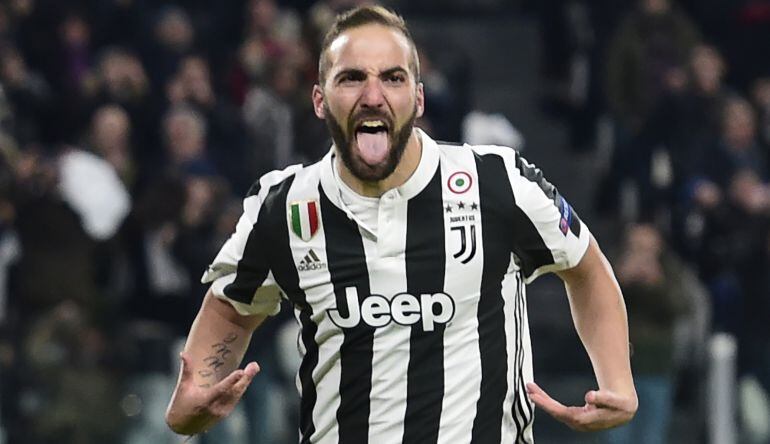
[
  {"xmin": 333, "ymin": 66, "xmax": 409, "ymax": 82},
  {"xmin": 380, "ymin": 67, "xmax": 408, "ymax": 77}
]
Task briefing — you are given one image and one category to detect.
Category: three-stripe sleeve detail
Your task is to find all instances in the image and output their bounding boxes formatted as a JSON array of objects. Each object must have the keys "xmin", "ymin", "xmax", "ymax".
[
  {"xmin": 512, "ymin": 273, "xmax": 533, "ymax": 443},
  {"xmin": 509, "ymin": 155, "xmax": 557, "ymax": 279}
]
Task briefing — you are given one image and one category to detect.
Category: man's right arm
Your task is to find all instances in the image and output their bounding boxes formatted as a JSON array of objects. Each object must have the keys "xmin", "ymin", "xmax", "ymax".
[{"xmin": 165, "ymin": 289, "xmax": 266, "ymax": 435}]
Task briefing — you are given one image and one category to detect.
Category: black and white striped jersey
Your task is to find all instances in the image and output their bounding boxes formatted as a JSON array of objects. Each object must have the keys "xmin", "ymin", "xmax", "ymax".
[{"xmin": 203, "ymin": 129, "xmax": 590, "ymax": 444}]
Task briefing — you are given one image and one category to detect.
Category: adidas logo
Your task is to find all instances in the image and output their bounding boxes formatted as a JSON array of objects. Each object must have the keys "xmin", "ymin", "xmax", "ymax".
[{"xmin": 298, "ymin": 249, "xmax": 327, "ymax": 272}]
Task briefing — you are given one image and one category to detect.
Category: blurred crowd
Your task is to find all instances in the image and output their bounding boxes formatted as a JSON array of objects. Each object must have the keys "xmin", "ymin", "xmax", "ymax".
[
  {"xmin": 0, "ymin": 0, "xmax": 768, "ymax": 443},
  {"xmin": 539, "ymin": 0, "xmax": 770, "ymax": 441},
  {"xmin": 0, "ymin": 0, "xmax": 476, "ymax": 443}
]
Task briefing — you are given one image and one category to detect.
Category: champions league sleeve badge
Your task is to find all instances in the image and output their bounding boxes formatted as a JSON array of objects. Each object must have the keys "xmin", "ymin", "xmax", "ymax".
[
  {"xmin": 557, "ymin": 195, "xmax": 574, "ymax": 236},
  {"xmin": 556, "ymin": 194, "xmax": 582, "ymax": 237}
]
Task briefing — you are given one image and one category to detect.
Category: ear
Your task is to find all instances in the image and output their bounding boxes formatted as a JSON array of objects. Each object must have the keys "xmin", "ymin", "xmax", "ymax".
[
  {"xmin": 312, "ymin": 84, "xmax": 325, "ymax": 119},
  {"xmin": 415, "ymin": 82, "xmax": 425, "ymax": 118}
]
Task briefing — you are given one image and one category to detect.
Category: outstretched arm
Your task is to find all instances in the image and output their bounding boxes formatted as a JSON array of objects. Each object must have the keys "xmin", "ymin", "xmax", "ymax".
[
  {"xmin": 165, "ymin": 289, "xmax": 266, "ymax": 435},
  {"xmin": 527, "ymin": 236, "xmax": 637, "ymax": 431}
]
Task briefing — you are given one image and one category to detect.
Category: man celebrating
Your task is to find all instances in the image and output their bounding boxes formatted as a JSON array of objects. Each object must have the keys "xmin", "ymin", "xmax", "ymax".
[{"xmin": 166, "ymin": 6, "xmax": 637, "ymax": 442}]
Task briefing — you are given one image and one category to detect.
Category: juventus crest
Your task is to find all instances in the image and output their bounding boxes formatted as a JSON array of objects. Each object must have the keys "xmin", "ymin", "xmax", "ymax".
[
  {"xmin": 445, "ymin": 200, "xmax": 480, "ymax": 263},
  {"xmin": 451, "ymin": 224, "xmax": 477, "ymax": 264}
]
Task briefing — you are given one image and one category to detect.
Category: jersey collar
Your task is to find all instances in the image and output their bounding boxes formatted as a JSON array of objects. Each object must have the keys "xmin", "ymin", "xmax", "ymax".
[{"xmin": 320, "ymin": 128, "xmax": 441, "ymax": 209}]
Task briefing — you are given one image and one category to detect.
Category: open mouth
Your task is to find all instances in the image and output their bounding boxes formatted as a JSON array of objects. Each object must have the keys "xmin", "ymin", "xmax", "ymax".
[
  {"xmin": 354, "ymin": 119, "xmax": 390, "ymax": 166},
  {"xmin": 355, "ymin": 119, "xmax": 389, "ymax": 134}
]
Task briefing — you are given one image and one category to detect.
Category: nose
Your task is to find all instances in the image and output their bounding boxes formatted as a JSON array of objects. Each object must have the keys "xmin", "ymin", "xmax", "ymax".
[{"xmin": 360, "ymin": 77, "xmax": 385, "ymax": 109}]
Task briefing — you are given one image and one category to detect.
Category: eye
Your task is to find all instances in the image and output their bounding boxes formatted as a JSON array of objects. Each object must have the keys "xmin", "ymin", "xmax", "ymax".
[
  {"xmin": 338, "ymin": 71, "xmax": 365, "ymax": 84},
  {"xmin": 384, "ymin": 73, "xmax": 406, "ymax": 84}
]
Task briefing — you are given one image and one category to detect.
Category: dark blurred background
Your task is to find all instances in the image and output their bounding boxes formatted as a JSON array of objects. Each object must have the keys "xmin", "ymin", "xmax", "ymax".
[{"xmin": 0, "ymin": 0, "xmax": 768, "ymax": 443}]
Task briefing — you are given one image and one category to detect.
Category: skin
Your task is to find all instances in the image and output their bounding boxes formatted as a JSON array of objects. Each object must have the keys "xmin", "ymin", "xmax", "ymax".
[
  {"xmin": 166, "ymin": 22, "xmax": 637, "ymax": 436},
  {"xmin": 529, "ymin": 237, "xmax": 638, "ymax": 431},
  {"xmin": 165, "ymin": 290, "xmax": 263, "ymax": 435},
  {"xmin": 312, "ymin": 24, "xmax": 425, "ymax": 197}
]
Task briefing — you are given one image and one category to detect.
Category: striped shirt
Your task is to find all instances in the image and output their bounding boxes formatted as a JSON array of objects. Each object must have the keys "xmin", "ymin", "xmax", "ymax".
[{"xmin": 202, "ymin": 129, "xmax": 590, "ymax": 444}]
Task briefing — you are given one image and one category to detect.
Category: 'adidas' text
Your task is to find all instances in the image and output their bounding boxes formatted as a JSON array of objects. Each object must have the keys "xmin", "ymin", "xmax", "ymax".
[{"xmin": 298, "ymin": 249, "xmax": 326, "ymax": 272}]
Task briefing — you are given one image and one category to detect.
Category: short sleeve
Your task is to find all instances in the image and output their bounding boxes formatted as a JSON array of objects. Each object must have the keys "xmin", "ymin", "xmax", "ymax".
[
  {"xmin": 507, "ymin": 153, "xmax": 591, "ymax": 283},
  {"xmin": 201, "ymin": 195, "xmax": 281, "ymax": 316}
]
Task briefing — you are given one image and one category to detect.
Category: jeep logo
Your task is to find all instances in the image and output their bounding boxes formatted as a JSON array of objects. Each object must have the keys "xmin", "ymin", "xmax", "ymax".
[{"xmin": 328, "ymin": 287, "xmax": 455, "ymax": 332}]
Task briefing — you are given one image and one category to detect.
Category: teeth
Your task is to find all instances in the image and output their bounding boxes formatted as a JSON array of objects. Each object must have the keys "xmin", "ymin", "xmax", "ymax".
[{"xmin": 361, "ymin": 120, "xmax": 385, "ymax": 128}]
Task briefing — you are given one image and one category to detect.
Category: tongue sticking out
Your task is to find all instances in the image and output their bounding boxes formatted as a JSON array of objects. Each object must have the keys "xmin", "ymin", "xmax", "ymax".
[{"xmin": 355, "ymin": 131, "xmax": 389, "ymax": 165}]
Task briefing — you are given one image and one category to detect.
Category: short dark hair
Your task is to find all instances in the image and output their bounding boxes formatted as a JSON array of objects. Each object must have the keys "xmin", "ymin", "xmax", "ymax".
[{"xmin": 318, "ymin": 5, "xmax": 420, "ymax": 85}]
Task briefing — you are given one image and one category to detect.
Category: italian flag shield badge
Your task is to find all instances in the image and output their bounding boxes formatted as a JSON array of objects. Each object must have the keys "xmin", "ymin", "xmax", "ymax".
[{"xmin": 289, "ymin": 200, "xmax": 320, "ymax": 241}]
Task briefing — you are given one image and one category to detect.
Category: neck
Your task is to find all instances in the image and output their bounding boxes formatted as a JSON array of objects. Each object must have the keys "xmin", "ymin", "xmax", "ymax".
[{"xmin": 337, "ymin": 129, "xmax": 422, "ymax": 197}]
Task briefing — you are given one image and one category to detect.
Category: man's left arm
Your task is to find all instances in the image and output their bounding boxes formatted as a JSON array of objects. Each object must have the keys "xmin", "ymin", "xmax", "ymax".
[{"xmin": 527, "ymin": 236, "xmax": 638, "ymax": 431}]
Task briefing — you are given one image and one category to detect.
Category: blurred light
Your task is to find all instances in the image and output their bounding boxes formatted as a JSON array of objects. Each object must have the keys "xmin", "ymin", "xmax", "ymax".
[{"xmin": 121, "ymin": 393, "xmax": 143, "ymax": 417}]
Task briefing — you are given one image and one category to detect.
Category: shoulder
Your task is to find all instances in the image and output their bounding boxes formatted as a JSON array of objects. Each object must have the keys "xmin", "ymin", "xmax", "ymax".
[
  {"xmin": 433, "ymin": 141, "xmax": 536, "ymax": 189},
  {"xmin": 243, "ymin": 160, "xmax": 323, "ymax": 219},
  {"xmin": 434, "ymin": 140, "xmax": 519, "ymax": 163},
  {"xmin": 246, "ymin": 159, "xmax": 325, "ymax": 199},
  {"xmin": 438, "ymin": 142, "xmax": 527, "ymax": 175},
  {"xmin": 460, "ymin": 143, "xmax": 559, "ymax": 204}
]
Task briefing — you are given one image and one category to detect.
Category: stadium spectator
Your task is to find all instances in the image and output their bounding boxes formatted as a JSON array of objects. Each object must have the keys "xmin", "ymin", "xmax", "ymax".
[
  {"xmin": 166, "ymin": 55, "xmax": 250, "ymax": 193},
  {"xmin": 241, "ymin": 67, "xmax": 295, "ymax": 174},
  {"xmin": 58, "ymin": 13, "xmax": 92, "ymax": 95},
  {"xmin": 161, "ymin": 105, "xmax": 215, "ymax": 174},
  {"xmin": 606, "ymin": 0, "xmax": 700, "ymax": 133},
  {"xmin": 750, "ymin": 76, "xmax": 770, "ymax": 149},
  {"xmin": 0, "ymin": 44, "xmax": 52, "ymax": 145},
  {"xmin": 713, "ymin": 98, "xmax": 766, "ymax": 184},
  {"xmin": 22, "ymin": 300, "xmax": 125, "ymax": 444},
  {"xmin": 144, "ymin": 6, "xmax": 196, "ymax": 92},
  {"xmin": 694, "ymin": 169, "xmax": 769, "ymax": 332},
  {"xmin": 306, "ymin": 0, "xmax": 372, "ymax": 53},
  {"xmin": 245, "ymin": 0, "xmax": 303, "ymax": 50},
  {"xmin": 596, "ymin": 0, "xmax": 701, "ymax": 217},
  {"xmin": 83, "ymin": 46, "xmax": 157, "ymax": 167},
  {"xmin": 535, "ymin": 0, "xmax": 630, "ymax": 151},
  {"xmin": 604, "ymin": 223, "xmax": 692, "ymax": 443},
  {"xmin": 626, "ymin": 44, "xmax": 732, "ymax": 222},
  {"xmin": 87, "ymin": 104, "xmax": 135, "ymax": 187},
  {"xmin": 673, "ymin": 45, "xmax": 731, "ymax": 170}
]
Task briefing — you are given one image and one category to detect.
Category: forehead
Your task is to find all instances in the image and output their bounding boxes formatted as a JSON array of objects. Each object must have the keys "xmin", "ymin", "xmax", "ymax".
[{"xmin": 327, "ymin": 24, "xmax": 413, "ymax": 73}]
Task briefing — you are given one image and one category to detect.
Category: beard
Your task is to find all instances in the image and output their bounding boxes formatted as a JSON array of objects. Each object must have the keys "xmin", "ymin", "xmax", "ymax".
[{"xmin": 324, "ymin": 103, "xmax": 417, "ymax": 183}]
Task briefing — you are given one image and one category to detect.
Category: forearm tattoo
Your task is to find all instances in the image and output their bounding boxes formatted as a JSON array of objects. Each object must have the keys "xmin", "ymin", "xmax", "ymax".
[{"xmin": 198, "ymin": 333, "xmax": 238, "ymax": 388}]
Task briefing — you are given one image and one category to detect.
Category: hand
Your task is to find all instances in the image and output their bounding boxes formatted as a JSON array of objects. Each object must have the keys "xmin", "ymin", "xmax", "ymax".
[
  {"xmin": 165, "ymin": 352, "xmax": 260, "ymax": 435},
  {"xmin": 526, "ymin": 382, "xmax": 637, "ymax": 432}
]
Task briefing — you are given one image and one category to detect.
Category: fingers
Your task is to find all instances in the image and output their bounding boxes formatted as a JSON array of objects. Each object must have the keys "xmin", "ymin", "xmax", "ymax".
[
  {"xmin": 586, "ymin": 389, "xmax": 638, "ymax": 414},
  {"xmin": 202, "ymin": 362, "xmax": 261, "ymax": 417},
  {"xmin": 230, "ymin": 362, "xmax": 260, "ymax": 395},
  {"xmin": 527, "ymin": 382, "xmax": 595, "ymax": 431},
  {"xmin": 216, "ymin": 367, "xmax": 247, "ymax": 391},
  {"xmin": 526, "ymin": 382, "xmax": 570, "ymax": 421},
  {"xmin": 167, "ymin": 361, "xmax": 261, "ymax": 435},
  {"xmin": 209, "ymin": 362, "xmax": 261, "ymax": 400},
  {"xmin": 573, "ymin": 401, "xmax": 635, "ymax": 431},
  {"xmin": 527, "ymin": 382, "xmax": 637, "ymax": 432},
  {"xmin": 243, "ymin": 361, "xmax": 260, "ymax": 378},
  {"xmin": 585, "ymin": 389, "xmax": 615, "ymax": 408}
]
